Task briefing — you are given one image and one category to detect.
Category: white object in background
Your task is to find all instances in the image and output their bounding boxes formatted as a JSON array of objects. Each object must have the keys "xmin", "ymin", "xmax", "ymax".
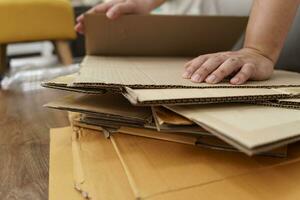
[
  {"xmin": 157, "ymin": 0, "xmax": 253, "ymax": 16},
  {"xmin": 7, "ymin": 41, "xmax": 54, "ymax": 57},
  {"xmin": 1, "ymin": 64, "xmax": 80, "ymax": 91}
]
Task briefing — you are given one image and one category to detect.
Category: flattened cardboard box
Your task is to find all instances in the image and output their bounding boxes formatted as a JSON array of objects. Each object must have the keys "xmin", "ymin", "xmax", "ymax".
[
  {"xmin": 85, "ymin": 14, "xmax": 248, "ymax": 56},
  {"xmin": 166, "ymin": 104, "xmax": 300, "ymax": 155},
  {"xmin": 69, "ymin": 112, "xmax": 287, "ymax": 157},
  {"xmin": 75, "ymin": 56, "xmax": 300, "ymax": 89},
  {"xmin": 49, "ymin": 127, "xmax": 300, "ymax": 200}
]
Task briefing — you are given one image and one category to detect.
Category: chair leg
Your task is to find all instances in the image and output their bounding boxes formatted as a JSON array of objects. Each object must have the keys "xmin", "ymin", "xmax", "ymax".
[
  {"xmin": 55, "ymin": 41, "xmax": 73, "ymax": 66},
  {"xmin": 0, "ymin": 44, "xmax": 8, "ymax": 78}
]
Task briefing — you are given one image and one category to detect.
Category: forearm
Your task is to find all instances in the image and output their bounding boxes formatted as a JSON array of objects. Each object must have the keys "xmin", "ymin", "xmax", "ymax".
[{"xmin": 244, "ymin": 0, "xmax": 300, "ymax": 63}]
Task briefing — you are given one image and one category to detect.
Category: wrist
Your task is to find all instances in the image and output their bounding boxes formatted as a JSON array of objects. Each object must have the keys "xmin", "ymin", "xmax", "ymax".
[{"xmin": 242, "ymin": 46, "xmax": 277, "ymax": 64}]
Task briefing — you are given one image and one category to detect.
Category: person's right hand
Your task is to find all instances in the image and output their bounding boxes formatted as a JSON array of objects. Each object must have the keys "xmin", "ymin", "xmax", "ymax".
[{"xmin": 75, "ymin": 0, "xmax": 155, "ymax": 34}]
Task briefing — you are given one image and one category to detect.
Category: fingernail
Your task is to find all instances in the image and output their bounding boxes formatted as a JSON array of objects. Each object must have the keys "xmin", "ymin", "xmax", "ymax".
[
  {"xmin": 231, "ymin": 77, "xmax": 240, "ymax": 84},
  {"xmin": 191, "ymin": 74, "xmax": 201, "ymax": 82},
  {"xmin": 206, "ymin": 74, "xmax": 217, "ymax": 83},
  {"xmin": 106, "ymin": 11, "xmax": 114, "ymax": 19},
  {"xmin": 182, "ymin": 71, "xmax": 191, "ymax": 79}
]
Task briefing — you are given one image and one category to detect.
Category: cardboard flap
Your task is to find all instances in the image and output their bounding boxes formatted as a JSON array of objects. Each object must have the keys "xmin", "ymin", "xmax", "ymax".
[{"xmin": 85, "ymin": 14, "xmax": 248, "ymax": 56}]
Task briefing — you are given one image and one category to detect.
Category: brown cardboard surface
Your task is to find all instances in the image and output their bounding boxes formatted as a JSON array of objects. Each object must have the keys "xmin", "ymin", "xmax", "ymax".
[
  {"xmin": 151, "ymin": 106, "xmax": 208, "ymax": 134},
  {"xmin": 152, "ymin": 106, "xmax": 193, "ymax": 126},
  {"xmin": 75, "ymin": 56, "xmax": 300, "ymax": 89},
  {"xmin": 85, "ymin": 14, "xmax": 248, "ymax": 57},
  {"xmin": 70, "ymin": 114, "xmax": 287, "ymax": 158},
  {"xmin": 45, "ymin": 93, "xmax": 153, "ymax": 124},
  {"xmin": 110, "ymin": 133, "xmax": 300, "ymax": 199},
  {"xmin": 50, "ymin": 127, "xmax": 300, "ymax": 200},
  {"xmin": 49, "ymin": 127, "xmax": 82, "ymax": 200},
  {"xmin": 73, "ymin": 127, "xmax": 135, "ymax": 200},
  {"xmin": 166, "ymin": 104, "xmax": 300, "ymax": 155},
  {"xmin": 124, "ymin": 87, "xmax": 296, "ymax": 105}
]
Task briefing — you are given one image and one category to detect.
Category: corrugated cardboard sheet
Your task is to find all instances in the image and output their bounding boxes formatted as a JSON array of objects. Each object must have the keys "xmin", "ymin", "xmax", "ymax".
[
  {"xmin": 166, "ymin": 104, "xmax": 300, "ymax": 155},
  {"xmin": 45, "ymin": 93, "xmax": 153, "ymax": 124},
  {"xmin": 124, "ymin": 87, "xmax": 300, "ymax": 105},
  {"xmin": 75, "ymin": 56, "xmax": 300, "ymax": 89},
  {"xmin": 85, "ymin": 14, "xmax": 248, "ymax": 56},
  {"xmin": 69, "ymin": 112, "xmax": 287, "ymax": 158},
  {"xmin": 42, "ymin": 74, "xmax": 106, "ymax": 94},
  {"xmin": 49, "ymin": 127, "xmax": 300, "ymax": 200}
]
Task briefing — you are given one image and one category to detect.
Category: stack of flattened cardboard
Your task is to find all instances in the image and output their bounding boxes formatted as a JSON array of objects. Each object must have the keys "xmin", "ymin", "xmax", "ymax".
[{"xmin": 45, "ymin": 14, "xmax": 300, "ymax": 200}]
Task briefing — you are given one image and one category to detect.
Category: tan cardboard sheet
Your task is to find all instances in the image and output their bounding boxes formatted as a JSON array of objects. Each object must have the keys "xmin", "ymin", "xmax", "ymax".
[
  {"xmin": 124, "ymin": 87, "xmax": 299, "ymax": 105},
  {"xmin": 70, "ymin": 114, "xmax": 287, "ymax": 158},
  {"xmin": 85, "ymin": 14, "xmax": 247, "ymax": 57},
  {"xmin": 45, "ymin": 93, "xmax": 153, "ymax": 124},
  {"xmin": 108, "ymin": 132, "xmax": 300, "ymax": 199},
  {"xmin": 74, "ymin": 56, "xmax": 300, "ymax": 89},
  {"xmin": 49, "ymin": 127, "xmax": 82, "ymax": 200},
  {"xmin": 72, "ymin": 127, "xmax": 136, "ymax": 200},
  {"xmin": 42, "ymin": 74, "xmax": 106, "ymax": 94},
  {"xmin": 166, "ymin": 104, "xmax": 300, "ymax": 155},
  {"xmin": 50, "ymin": 127, "xmax": 300, "ymax": 200}
]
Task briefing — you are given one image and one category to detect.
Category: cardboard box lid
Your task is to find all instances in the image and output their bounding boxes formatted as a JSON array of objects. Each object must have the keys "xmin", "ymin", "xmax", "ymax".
[
  {"xmin": 166, "ymin": 104, "xmax": 300, "ymax": 155},
  {"xmin": 74, "ymin": 56, "xmax": 300, "ymax": 89},
  {"xmin": 45, "ymin": 93, "xmax": 153, "ymax": 124},
  {"xmin": 123, "ymin": 87, "xmax": 298, "ymax": 105},
  {"xmin": 85, "ymin": 14, "xmax": 248, "ymax": 57}
]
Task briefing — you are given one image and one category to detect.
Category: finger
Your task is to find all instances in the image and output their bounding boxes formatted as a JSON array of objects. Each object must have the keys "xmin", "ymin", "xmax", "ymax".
[
  {"xmin": 74, "ymin": 23, "xmax": 84, "ymax": 34},
  {"xmin": 230, "ymin": 63, "xmax": 255, "ymax": 85},
  {"xmin": 76, "ymin": 14, "xmax": 84, "ymax": 23},
  {"xmin": 190, "ymin": 55, "xmax": 227, "ymax": 82},
  {"xmin": 106, "ymin": 2, "xmax": 136, "ymax": 19},
  {"xmin": 205, "ymin": 57, "xmax": 243, "ymax": 84},
  {"xmin": 182, "ymin": 56, "xmax": 208, "ymax": 79},
  {"xmin": 94, "ymin": 1, "xmax": 116, "ymax": 13}
]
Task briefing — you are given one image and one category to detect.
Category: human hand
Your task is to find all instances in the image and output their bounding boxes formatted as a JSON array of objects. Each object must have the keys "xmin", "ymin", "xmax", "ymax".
[
  {"xmin": 182, "ymin": 48, "xmax": 275, "ymax": 85},
  {"xmin": 75, "ymin": 0, "xmax": 156, "ymax": 34}
]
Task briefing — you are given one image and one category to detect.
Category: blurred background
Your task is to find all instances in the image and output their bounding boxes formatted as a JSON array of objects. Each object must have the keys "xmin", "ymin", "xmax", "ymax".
[{"xmin": 0, "ymin": 0, "xmax": 299, "ymax": 91}]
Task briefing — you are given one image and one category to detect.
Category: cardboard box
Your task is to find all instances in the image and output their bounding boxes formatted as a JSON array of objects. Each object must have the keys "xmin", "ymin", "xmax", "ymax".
[{"xmin": 84, "ymin": 14, "xmax": 248, "ymax": 57}]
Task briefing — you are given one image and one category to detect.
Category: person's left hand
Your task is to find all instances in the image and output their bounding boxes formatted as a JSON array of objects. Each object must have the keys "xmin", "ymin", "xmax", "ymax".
[{"xmin": 182, "ymin": 48, "xmax": 275, "ymax": 85}]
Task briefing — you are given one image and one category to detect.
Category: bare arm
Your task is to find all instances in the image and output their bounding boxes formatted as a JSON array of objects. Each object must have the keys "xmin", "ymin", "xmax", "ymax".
[
  {"xmin": 244, "ymin": 0, "xmax": 300, "ymax": 63},
  {"xmin": 183, "ymin": 0, "xmax": 300, "ymax": 84}
]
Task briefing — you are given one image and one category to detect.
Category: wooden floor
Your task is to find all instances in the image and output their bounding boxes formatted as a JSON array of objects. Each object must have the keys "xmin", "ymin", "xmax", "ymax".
[{"xmin": 0, "ymin": 87, "xmax": 69, "ymax": 200}]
